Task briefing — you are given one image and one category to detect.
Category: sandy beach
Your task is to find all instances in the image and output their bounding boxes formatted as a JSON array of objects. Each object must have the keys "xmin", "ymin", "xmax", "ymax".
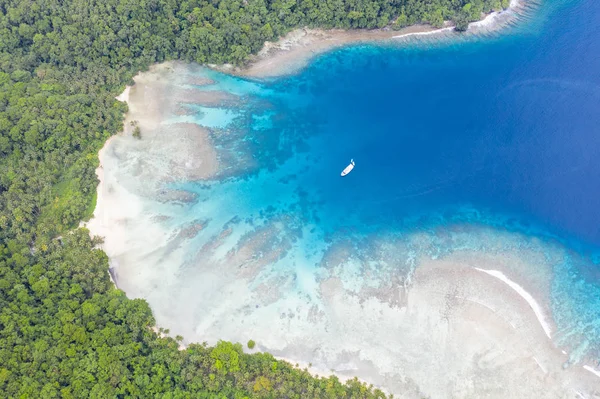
[{"xmin": 228, "ymin": 24, "xmax": 452, "ymax": 78}]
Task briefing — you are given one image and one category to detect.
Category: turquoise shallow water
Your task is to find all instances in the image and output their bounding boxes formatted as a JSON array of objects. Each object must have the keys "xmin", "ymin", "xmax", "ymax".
[{"xmin": 104, "ymin": 0, "xmax": 600, "ymax": 369}]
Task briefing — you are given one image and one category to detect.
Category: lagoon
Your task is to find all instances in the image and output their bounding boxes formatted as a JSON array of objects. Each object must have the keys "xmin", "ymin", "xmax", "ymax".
[{"xmin": 88, "ymin": 0, "xmax": 600, "ymax": 396}]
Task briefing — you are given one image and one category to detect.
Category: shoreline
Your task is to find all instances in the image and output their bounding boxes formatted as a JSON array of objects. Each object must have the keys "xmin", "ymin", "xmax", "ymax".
[
  {"xmin": 273, "ymin": 356, "xmax": 355, "ymax": 385},
  {"xmin": 216, "ymin": 0, "xmax": 525, "ymax": 78},
  {"xmin": 222, "ymin": 24, "xmax": 451, "ymax": 78},
  {"xmin": 86, "ymin": 87, "xmax": 131, "ymax": 289}
]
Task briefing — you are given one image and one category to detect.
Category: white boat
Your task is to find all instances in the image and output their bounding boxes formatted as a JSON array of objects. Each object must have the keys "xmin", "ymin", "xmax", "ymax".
[{"xmin": 341, "ymin": 159, "xmax": 355, "ymax": 176}]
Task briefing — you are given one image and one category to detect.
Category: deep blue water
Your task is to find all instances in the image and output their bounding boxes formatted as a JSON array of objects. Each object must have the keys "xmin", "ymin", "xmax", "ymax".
[{"xmin": 254, "ymin": 0, "xmax": 600, "ymax": 249}]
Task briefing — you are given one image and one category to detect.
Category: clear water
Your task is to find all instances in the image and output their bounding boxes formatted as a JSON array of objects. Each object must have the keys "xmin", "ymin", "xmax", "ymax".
[{"xmin": 100, "ymin": 0, "xmax": 600, "ymax": 378}]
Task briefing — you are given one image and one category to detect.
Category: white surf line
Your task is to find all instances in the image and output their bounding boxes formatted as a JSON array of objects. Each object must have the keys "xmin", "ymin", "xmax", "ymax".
[
  {"xmin": 583, "ymin": 365, "xmax": 600, "ymax": 380},
  {"xmin": 469, "ymin": 0, "xmax": 522, "ymax": 29},
  {"xmin": 116, "ymin": 86, "xmax": 131, "ymax": 103},
  {"xmin": 469, "ymin": 10, "xmax": 502, "ymax": 28},
  {"xmin": 392, "ymin": 27, "xmax": 454, "ymax": 39},
  {"xmin": 466, "ymin": 297, "xmax": 496, "ymax": 312},
  {"xmin": 574, "ymin": 390, "xmax": 588, "ymax": 399},
  {"xmin": 474, "ymin": 268, "xmax": 552, "ymax": 339},
  {"xmin": 532, "ymin": 356, "xmax": 547, "ymax": 374}
]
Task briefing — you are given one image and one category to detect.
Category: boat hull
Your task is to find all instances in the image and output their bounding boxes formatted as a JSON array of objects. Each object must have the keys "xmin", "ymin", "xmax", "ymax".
[{"xmin": 341, "ymin": 162, "xmax": 355, "ymax": 176}]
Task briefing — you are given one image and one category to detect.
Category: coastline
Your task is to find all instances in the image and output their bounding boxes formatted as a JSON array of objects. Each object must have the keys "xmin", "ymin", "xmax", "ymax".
[
  {"xmin": 85, "ymin": 89, "xmax": 128, "ymax": 289},
  {"xmin": 216, "ymin": 0, "xmax": 525, "ymax": 78},
  {"xmin": 223, "ymin": 24, "xmax": 452, "ymax": 79}
]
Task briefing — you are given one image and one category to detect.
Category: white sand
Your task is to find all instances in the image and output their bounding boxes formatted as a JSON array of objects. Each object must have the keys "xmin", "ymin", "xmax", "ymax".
[
  {"xmin": 393, "ymin": 26, "xmax": 454, "ymax": 39},
  {"xmin": 86, "ymin": 135, "xmax": 117, "ymax": 242},
  {"xmin": 474, "ymin": 267, "xmax": 553, "ymax": 339},
  {"xmin": 116, "ymin": 86, "xmax": 131, "ymax": 103},
  {"xmin": 583, "ymin": 365, "xmax": 600, "ymax": 379},
  {"xmin": 86, "ymin": 66, "xmax": 222, "ymax": 267}
]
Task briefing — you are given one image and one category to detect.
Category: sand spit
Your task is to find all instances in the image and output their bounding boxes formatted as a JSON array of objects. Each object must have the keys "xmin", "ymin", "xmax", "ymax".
[
  {"xmin": 474, "ymin": 267, "xmax": 553, "ymax": 339},
  {"xmin": 584, "ymin": 365, "xmax": 600, "ymax": 380},
  {"xmin": 116, "ymin": 85, "xmax": 131, "ymax": 103}
]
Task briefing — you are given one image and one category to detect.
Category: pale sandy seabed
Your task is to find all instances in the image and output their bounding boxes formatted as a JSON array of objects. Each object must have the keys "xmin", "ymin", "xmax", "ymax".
[{"xmin": 86, "ymin": 5, "xmax": 600, "ymax": 398}]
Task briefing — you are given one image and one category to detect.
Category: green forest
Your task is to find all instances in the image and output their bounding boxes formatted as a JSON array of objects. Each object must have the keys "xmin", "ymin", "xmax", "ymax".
[{"xmin": 0, "ymin": 0, "xmax": 505, "ymax": 397}]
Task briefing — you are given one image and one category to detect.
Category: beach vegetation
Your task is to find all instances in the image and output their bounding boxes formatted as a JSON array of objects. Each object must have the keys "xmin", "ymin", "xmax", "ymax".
[
  {"xmin": 133, "ymin": 126, "xmax": 142, "ymax": 139},
  {"xmin": 0, "ymin": 0, "xmax": 505, "ymax": 397},
  {"xmin": 247, "ymin": 339, "xmax": 256, "ymax": 349},
  {"xmin": 253, "ymin": 376, "xmax": 272, "ymax": 392}
]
